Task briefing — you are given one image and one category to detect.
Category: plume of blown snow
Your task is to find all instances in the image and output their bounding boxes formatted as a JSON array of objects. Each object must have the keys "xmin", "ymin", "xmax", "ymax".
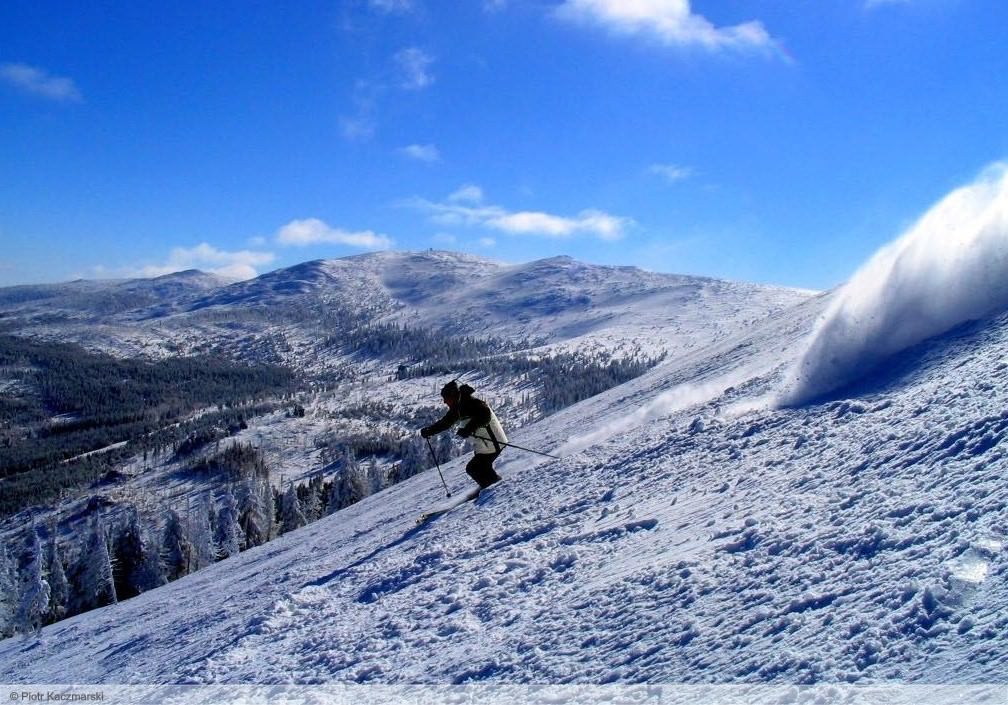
[
  {"xmin": 559, "ymin": 366, "xmax": 766, "ymax": 456},
  {"xmin": 778, "ymin": 163, "xmax": 1008, "ymax": 407}
]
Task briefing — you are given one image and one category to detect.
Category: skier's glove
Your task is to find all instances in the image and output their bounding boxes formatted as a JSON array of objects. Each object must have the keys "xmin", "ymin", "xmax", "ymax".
[
  {"xmin": 456, "ymin": 427, "xmax": 472, "ymax": 439},
  {"xmin": 420, "ymin": 426, "xmax": 433, "ymax": 438}
]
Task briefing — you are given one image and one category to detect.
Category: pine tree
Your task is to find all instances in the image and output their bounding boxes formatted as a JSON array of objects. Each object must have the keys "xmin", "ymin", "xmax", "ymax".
[
  {"xmin": 70, "ymin": 516, "xmax": 117, "ymax": 614},
  {"xmin": 327, "ymin": 450, "xmax": 362, "ymax": 512},
  {"xmin": 189, "ymin": 495, "xmax": 217, "ymax": 571},
  {"xmin": 112, "ymin": 508, "xmax": 165, "ymax": 598},
  {"xmin": 325, "ymin": 473, "xmax": 344, "ymax": 516},
  {"xmin": 45, "ymin": 536, "xmax": 69, "ymax": 624},
  {"xmin": 0, "ymin": 543, "xmax": 17, "ymax": 638},
  {"xmin": 16, "ymin": 528, "xmax": 50, "ymax": 634},
  {"xmin": 111, "ymin": 510, "xmax": 144, "ymax": 600},
  {"xmin": 303, "ymin": 476, "xmax": 323, "ymax": 523},
  {"xmin": 237, "ymin": 479, "xmax": 269, "ymax": 549},
  {"xmin": 161, "ymin": 509, "xmax": 192, "ymax": 582},
  {"xmin": 280, "ymin": 485, "xmax": 306, "ymax": 535},
  {"xmin": 215, "ymin": 487, "xmax": 245, "ymax": 559},
  {"xmin": 133, "ymin": 524, "xmax": 167, "ymax": 594}
]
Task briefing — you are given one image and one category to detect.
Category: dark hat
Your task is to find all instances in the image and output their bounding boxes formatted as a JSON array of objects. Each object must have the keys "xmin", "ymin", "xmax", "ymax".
[{"xmin": 440, "ymin": 380, "xmax": 460, "ymax": 400}]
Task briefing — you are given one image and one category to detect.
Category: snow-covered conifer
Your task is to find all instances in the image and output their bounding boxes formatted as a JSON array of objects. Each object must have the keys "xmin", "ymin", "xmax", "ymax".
[
  {"xmin": 326, "ymin": 450, "xmax": 362, "ymax": 512},
  {"xmin": 237, "ymin": 479, "xmax": 269, "ymax": 549},
  {"xmin": 280, "ymin": 485, "xmax": 306, "ymax": 534},
  {"xmin": 215, "ymin": 487, "xmax": 245, "ymax": 559},
  {"xmin": 70, "ymin": 516, "xmax": 117, "ymax": 614},
  {"xmin": 16, "ymin": 528, "xmax": 50, "ymax": 634},
  {"xmin": 45, "ymin": 536, "xmax": 69, "ymax": 623},
  {"xmin": 0, "ymin": 543, "xmax": 17, "ymax": 638},
  {"xmin": 303, "ymin": 476, "xmax": 323, "ymax": 523},
  {"xmin": 111, "ymin": 508, "xmax": 165, "ymax": 597},
  {"xmin": 189, "ymin": 495, "xmax": 217, "ymax": 571},
  {"xmin": 161, "ymin": 509, "xmax": 192, "ymax": 582},
  {"xmin": 134, "ymin": 526, "xmax": 167, "ymax": 594},
  {"xmin": 111, "ymin": 509, "xmax": 144, "ymax": 600},
  {"xmin": 325, "ymin": 473, "xmax": 344, "ymax": 516}
]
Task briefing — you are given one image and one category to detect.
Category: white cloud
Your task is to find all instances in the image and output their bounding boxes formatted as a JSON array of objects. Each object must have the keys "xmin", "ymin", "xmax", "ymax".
[
  {"xmin": 649, "ymin": 163, "xmax": 693, "ymax": 183},
  {"xmin": 478, "ymin": 237, "xmax": 497, "ymax": 248},
  {"xmin": 400, "ymin": 143, "xmax": 441, "ymax": 162},
  {"xmin": 0, "ymin": 63, "xmax": 82, "ymax": 102},
  {"xmin": 554, "ymin": 0, "xmax": 776, "ymax": 53},
  {"xmin": 410, "ymin": 192, "xmax": 632, "ymax": 241},
  {"xmin": 276, "ymin": 218, "xmax": 393, "ymax": 250},
  {"xmin": 448, "ymin": 184, "xmax": 485, "ymax": 204},
  {"xmin": 132, "ymin": 243, "xmax": 275, "ymax": 281},
  {"xmin": 395, "ymin": 47, "xmax": 435, "ymax": 90}
]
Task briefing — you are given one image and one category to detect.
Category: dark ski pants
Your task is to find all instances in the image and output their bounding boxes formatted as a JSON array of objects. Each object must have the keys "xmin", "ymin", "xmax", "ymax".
[{"xmin": 466, "ymin": 452, "xmax": 501, "ymax": 488}]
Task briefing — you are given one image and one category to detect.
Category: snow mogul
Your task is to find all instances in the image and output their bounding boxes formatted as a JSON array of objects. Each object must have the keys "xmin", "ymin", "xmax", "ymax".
[{"xmin": 420, "ymin": 381, "xmax": 507, "ymax": 489}]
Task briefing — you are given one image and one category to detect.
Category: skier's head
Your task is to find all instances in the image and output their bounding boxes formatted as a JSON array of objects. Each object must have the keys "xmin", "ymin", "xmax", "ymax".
[{"xmin": 441, "ymin": 380, "xmax": 460, "ymax": 407}]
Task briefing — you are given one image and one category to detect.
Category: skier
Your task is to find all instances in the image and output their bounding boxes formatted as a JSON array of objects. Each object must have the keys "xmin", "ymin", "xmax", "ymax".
[{"xmin": 420, "ymin": 381, "xmax": 507, "ymax": 489}]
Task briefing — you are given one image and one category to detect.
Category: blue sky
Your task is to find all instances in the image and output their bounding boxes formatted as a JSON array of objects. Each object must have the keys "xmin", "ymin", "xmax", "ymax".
[{"xmin": 2, "ymin": 0, "xmax": 1006, "ymax": 290}]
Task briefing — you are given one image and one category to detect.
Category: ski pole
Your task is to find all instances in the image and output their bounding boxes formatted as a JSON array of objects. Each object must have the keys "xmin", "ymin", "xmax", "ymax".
[
  {"xmin": 425, "ymin": 437, "xmax": 452, "ymax": 497},
  {"xmin": 472, "ymin": 434, "xmax": 560, "ymax": 460}
]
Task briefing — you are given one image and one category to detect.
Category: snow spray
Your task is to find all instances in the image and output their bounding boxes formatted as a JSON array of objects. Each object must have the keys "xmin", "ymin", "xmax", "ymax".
[{"xmin": 779, "ymin": 162, "xmax": 1008, "ymax": 407}]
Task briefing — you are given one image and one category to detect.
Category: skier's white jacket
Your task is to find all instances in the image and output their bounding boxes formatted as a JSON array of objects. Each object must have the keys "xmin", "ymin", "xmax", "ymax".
[
  {"xmin": 427, "ymin": 388, "xmax": 508, "ymax": 455},
  {"xmin": 469, "ymin": 407, "xmax": 508, "ymax": 455}
]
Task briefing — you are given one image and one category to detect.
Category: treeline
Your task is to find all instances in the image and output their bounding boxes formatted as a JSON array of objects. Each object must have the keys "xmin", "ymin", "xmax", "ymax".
[
  {"xmin": 1, "ymin": 443, "xmax": 276, "ymax": 636},
  {"xmin": 534, "ymin": 352, "xmax": 666, "ymax": 414},
  {"xmin": 0, "ymin": 435, "xmax": 459, "ymax": 637},
  {"xmin": 0, "ymin": 335, "xmax": 299, "ymax": 516},
  {"xmin": 326, "ymin": 321, "xmax": 537, "ymax": 367}
]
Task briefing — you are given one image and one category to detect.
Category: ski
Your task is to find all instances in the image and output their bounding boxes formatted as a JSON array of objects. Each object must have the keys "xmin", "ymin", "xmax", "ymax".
[{"xmin": 416, "ymin": 487, "xmax": 482, "ymax": 525}]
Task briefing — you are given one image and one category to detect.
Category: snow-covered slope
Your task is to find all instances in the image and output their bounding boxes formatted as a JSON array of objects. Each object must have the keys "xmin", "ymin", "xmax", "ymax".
[
  {"xmin": 2, "ymin": 274, "xmax": 1005, "ymax": 687},
  {"xmin": 0, "ymin": 270, "xmax": 231, "ymax": 319}
]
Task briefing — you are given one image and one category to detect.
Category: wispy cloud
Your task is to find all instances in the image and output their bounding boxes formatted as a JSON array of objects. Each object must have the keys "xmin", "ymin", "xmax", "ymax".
[
  {"xmin": 276, "ymin": 218, "xmax": 393, "ymax": 250},
  {"xmin": 649, "ymin": 163, "xmax": 693, "ymax": 183},
  {"xmin": 554, "ymin": 0, "xmax": 776, "ymax": 53},
  {"xmin": 130, "ymin": 243, "xmax": 274, "ymax": 281},
  {"xmin": 448, "ymin": 184, "xmax": 485, "ymax": 203},
  {"xmin": 410, "ymin": 188, "xmax": 632, "ymax": 241},
  {"xmin": 339, "ymin": 80, "xmax": 383, "ymax": 141},
  {"xmin": 0, "ymin": 63, "xmax": 82, "ymax": 102},
  {"xmin": 339, "ymin": 49, "xmax": 433, "ymax": 141},
  {"xmin": 395, "ymin": 47, "xmax": 435, "ymax": 90},
  {"xmin": 400, "ymin": 143, "xmax": 441, "ymax": 162}
]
